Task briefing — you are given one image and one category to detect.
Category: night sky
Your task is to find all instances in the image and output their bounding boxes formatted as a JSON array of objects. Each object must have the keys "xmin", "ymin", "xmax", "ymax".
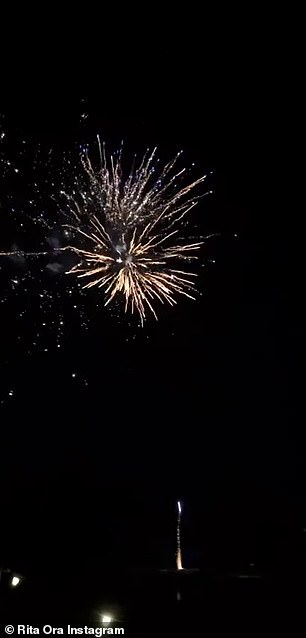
[{"xmin": 0, "ymin": 31, "xmax": 301, "ymax": 588}]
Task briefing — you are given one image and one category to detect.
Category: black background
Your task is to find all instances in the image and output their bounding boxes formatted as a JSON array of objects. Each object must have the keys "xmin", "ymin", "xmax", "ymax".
[{"xmin": 0, "ymin": 21, "xmax": 301, "ymax": 588}]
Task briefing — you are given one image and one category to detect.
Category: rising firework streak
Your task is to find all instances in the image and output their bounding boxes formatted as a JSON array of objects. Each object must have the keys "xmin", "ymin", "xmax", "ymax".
[{"xmin": 177, "ymin": 500, "xmax": 183, "ymax": 571}]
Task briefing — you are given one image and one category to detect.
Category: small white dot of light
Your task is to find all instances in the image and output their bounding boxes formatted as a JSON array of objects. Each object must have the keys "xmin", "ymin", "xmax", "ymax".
[
  {"xmin": 11, "ymin": 576, "xmax": 20, "ymax": 587},
  {"xmin": 44, "ymin": 348, "xmax": 48, "ymax": 352},
  {"xmin": 9, "ymin": 390, "xmax": 14, "ymax": 396},
  {"xmin": 57, "ymin": 344, "xmax": 61, "ymax": 348},
  {"xmin": 72, "ymin": 373, "xmax": 76, "ymax": 378},
  {"xmin": 101, "ymin": 616, "xmax": 112, "ymax": 624},
  {"xmin": 59, "ymin": 321, "xmax": 64, "ymax": 325}
]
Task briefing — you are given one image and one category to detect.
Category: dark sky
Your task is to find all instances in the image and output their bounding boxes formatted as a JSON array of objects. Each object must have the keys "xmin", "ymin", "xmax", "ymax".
[{"xmin": 0, "ymin": 32, "xmax": 301, "ymax": 579}]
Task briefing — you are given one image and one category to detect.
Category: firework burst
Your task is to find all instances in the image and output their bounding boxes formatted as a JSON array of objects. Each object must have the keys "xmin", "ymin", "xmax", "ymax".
[{"xmin": 59, "ymin": 138, "xmax": 210, "ymax": 325}]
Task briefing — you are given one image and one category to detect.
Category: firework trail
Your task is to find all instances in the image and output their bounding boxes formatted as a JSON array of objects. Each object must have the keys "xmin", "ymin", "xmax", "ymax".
[
  {"xmin": 176, "ymin": 500, "xmax": 183, "ymax": 571},
  {"xmin": 1, "ymin": 138, "xmax": 213, "ymax": 324}
]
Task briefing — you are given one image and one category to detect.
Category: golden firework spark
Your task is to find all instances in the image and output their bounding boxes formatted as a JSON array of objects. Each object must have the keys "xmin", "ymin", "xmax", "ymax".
[{"xmin": 60, "ymin": 138, "xmax": 210, "ymax": 325}]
